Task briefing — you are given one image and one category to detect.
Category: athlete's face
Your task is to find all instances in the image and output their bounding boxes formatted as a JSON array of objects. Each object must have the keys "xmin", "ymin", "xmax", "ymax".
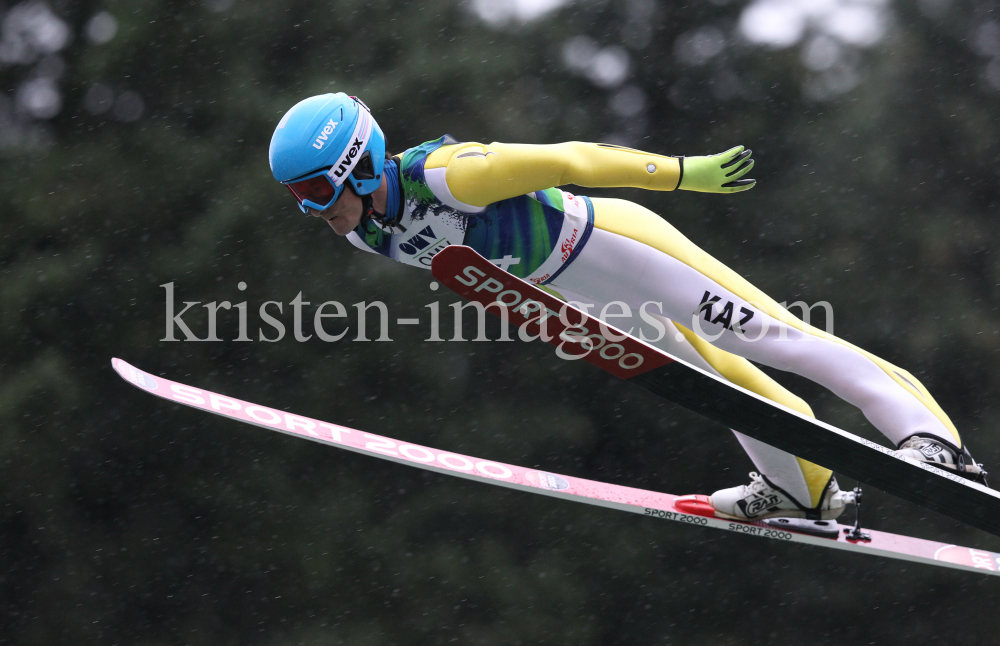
[{"xmin": 308, "ymin": 188, "xmax": 362, "ymax": 236}]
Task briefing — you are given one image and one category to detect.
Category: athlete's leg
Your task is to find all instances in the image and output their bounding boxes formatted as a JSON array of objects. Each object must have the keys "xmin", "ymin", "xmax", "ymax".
[
  {"xmin": 550, "ymin": 285, "xmax": 832, "ymax": 508},
  {"xmin": 549, "ymin": 197, "xmax": 970, "ymax": 491}
]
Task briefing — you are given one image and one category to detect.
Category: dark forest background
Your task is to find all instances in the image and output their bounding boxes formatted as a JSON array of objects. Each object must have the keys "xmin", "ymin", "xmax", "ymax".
[{"xmin": 2, "ymin": 0, "xmax": 1000, "ymax": 643}]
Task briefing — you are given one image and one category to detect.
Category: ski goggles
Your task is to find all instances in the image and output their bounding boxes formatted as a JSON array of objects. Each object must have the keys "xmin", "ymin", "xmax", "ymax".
[{"xmin": 283, "ymin": 167, "xmax": 343, "ymax": 214}]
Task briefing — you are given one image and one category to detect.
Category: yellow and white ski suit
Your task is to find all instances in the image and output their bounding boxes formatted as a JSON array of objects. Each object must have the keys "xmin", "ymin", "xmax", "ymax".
[{"xmin": 362, "ymin": 139, "xmax": 963, "ymax": 509}]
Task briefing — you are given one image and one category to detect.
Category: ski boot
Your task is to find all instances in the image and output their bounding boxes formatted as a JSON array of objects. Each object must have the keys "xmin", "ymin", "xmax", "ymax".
[
  {"xmin": 896, "ymin": 434, "xmax": 989, "ymax": 486},
  {"xmin": 685, "ymin": 472, "xmax": 856, "ymax": 521}
]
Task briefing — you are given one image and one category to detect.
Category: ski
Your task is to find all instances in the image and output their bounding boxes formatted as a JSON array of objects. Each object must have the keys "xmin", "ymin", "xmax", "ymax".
[
  {"xmin": 111, "ymin": 357, "xmax": 1000, "ymax": 576},
  {"xmin": 430, "ymin": 245, "xmax": 1000, "ymax": 538}
]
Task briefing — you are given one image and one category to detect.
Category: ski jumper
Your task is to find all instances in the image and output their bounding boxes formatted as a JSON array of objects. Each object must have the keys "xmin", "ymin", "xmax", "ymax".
[{"xmin": 347, "ymin": 136, "xmax": 963, "ymax": 510}]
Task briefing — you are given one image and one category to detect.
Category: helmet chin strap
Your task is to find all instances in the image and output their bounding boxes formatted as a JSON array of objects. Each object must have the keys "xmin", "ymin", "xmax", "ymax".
[
  {"xmin": 357, "ymin": 192, "xmax": 381, "ymax": 234},
  {"xmin": 353, "ymin": 183, "xmax": 406, "ymax": 234}
]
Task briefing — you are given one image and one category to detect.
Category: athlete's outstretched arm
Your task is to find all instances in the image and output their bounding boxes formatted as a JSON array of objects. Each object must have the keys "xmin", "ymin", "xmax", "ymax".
[{"xmin": 424, "ymin": 141, "xmax": 755, "ymax": 207}]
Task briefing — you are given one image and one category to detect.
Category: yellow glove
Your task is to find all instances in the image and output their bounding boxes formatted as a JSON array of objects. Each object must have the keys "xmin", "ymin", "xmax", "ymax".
[{"xmin": 678, "ymin": 146, "xmax": 756, "ymax": 193}]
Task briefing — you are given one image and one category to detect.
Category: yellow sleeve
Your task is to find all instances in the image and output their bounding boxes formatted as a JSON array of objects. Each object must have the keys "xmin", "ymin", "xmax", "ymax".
[{"xmin": 424, "ymin": 141, "xmax": 682, "ymax": 208}]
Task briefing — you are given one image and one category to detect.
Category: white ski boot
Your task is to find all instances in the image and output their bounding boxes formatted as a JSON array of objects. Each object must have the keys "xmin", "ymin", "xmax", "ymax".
[
  {"xmin": 705, "ymin": 472, "xmax": 855, "ymax": 521},
  {"xmin": 896, "ymin": 435, "xmax": 989, "ymax": 485}
]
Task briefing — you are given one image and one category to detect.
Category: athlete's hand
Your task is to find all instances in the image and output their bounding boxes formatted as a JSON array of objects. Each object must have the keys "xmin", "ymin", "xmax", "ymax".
[{"xmin": 678, "ymin": 146, "xmax": 755, "ymax": 193}]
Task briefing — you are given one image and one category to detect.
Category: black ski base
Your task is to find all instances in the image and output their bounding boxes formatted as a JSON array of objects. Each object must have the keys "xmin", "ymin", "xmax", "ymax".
[
  {"xmin": 631, "ymin": 363, "xmax": 1000, "ymax": 538},
  {"xmin": 763, "ymin": 518, "xmax": 841, "ymax": 539}
]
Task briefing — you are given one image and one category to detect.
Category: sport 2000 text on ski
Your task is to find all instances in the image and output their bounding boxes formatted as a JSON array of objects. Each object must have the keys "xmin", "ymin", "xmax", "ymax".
[{"xmin": 431, "ymin": 245, "xmax": 1000, "ymax": 539}]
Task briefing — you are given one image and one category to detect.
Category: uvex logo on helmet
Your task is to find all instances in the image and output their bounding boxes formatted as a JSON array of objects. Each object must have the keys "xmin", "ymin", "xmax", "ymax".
[
  {"xmin": 312, "ymin": 119, "xmax": 337, "ymax": 150},
  {"xmin": 332, "ymin": 138, "xmax": 365, "ymax": 178}
]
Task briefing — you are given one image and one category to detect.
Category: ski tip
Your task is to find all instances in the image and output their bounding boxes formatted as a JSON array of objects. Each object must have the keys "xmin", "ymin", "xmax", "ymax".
[{"xmin": 674, "ymin": 494, "xmax": 716, "ymax": 518}]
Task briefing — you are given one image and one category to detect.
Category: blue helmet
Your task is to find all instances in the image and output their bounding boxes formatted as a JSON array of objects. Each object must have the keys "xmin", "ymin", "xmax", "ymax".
[{"xmin": 269, "ymin": 93, "xmax": 386, "ymax": 213}]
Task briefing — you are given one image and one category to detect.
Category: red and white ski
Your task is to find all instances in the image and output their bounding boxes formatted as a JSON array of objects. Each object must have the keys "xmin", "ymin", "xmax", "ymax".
[
  {"xmin": 430, "ymin": 245, "xmax": 1000, "ymax": 539},
  {"xmin": 112, "ymin": 357, "xmax": 999, "ymax": 577}
]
